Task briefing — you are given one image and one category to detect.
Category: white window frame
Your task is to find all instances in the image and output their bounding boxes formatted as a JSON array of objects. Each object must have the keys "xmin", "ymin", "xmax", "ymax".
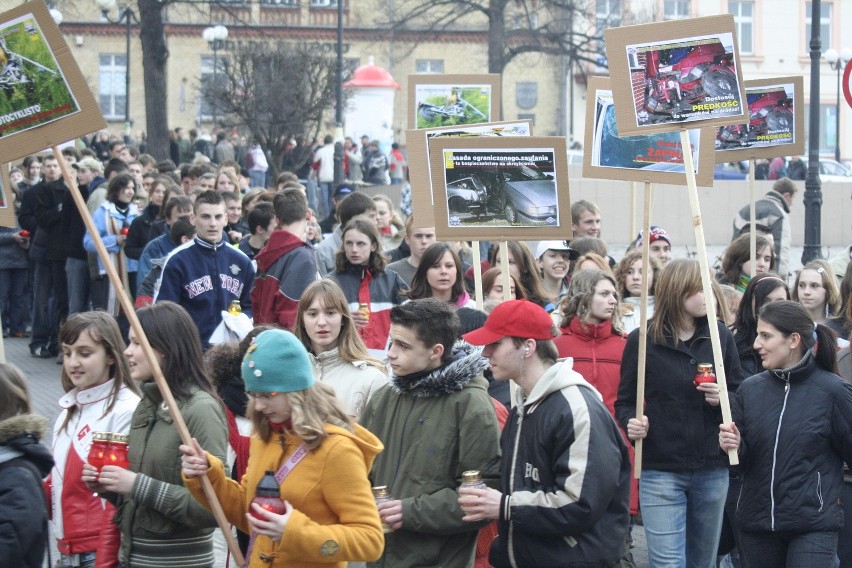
[
  {"xmin": 663, "ymin": 0, "xmax": 691, "ymax": 20},
  {"xmin": 415, "ymin": 59, "xmax": 444, "ymax": 74},
  {"xmin": 98, "ymin": 53, "xmax": 127, "ymax": 121},
  {"xmin": 728, "ymin": 1, "xmax": 754, "ymax": 55}
]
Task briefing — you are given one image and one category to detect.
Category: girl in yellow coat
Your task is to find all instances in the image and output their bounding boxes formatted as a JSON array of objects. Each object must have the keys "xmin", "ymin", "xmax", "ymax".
[{"xmin": 181, "ymin": 328, "xmax": 384, "ymax": 567}]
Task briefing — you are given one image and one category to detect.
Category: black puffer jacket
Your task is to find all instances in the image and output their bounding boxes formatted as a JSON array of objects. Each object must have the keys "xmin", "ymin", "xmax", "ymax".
[
  {"xmin": 616, "ymin": 317, "xmax": 743, "ymax": 471},
  {"xmin": 733, "ymin": 353, "xmax": 852, "ymax": 533},
  {"xmin": 0, "ymin": 414, "xmax": 54, "ymax": 568}
]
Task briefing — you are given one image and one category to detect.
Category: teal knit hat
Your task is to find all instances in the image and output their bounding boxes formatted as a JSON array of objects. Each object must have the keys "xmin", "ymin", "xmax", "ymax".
[{"xmin": 242, "ymin": 329, "xmax": 316, "ymax": 393}]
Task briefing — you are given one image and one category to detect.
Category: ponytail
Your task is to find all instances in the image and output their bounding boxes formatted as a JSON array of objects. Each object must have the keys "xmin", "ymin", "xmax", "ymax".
[{"xmin": 812, "ymin": 324, "xmax": 839, "ymax": 374}]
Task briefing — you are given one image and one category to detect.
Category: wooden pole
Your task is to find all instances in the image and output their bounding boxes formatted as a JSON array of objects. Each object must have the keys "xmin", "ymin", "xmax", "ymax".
[
  {"xmin": 633, "ymin": 180, "xmax": 652, "ymax": 479},
  {"xmin": 472, "ymin": 240, "xmax": 483, "ymax": 311},
  {"xmin": 630, "ymin": 181, "xmax": 639, "ymax": 243},
  {"xmin": 53, "ymin": 148, "xmax": 246, "ymax": 566},
  {"xmin": 678, "ymin": 132, "xmax": 738, "ymax": 466},
  {"xmin": 749, "ymin": 160, "xmax": 756, "ymax": 277},
  {"xmin": 499, "ymin": 241, "xmax": 512, "ymax": 302}
]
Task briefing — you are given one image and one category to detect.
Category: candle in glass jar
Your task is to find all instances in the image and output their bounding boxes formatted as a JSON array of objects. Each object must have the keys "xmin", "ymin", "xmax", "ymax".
[
  {"xmin": 693, "ymin": 363, "xmax": 716, "ymax": 386},
  {"xmin": 88, "ymin": 431, "xmax": 111, "ymax": 471}
]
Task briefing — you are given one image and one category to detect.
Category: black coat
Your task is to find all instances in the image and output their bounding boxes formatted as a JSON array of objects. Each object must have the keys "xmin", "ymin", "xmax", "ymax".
[
  {"xmin": 733, "ymin": 354, "xmax": 852, "ymax": 534},
  {"xmin": 0, "ymin": 414, "xmax": 54, "ymax": 568},
  {"xmin": 616, "ymin": 317, "xmax": 743, "ymax": 472},
  {"xmin": 125, "ymin": 204, "xmax": 161, "ymax": 260}
]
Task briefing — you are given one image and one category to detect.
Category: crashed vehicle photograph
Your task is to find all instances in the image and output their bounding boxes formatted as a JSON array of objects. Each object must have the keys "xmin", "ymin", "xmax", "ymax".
[
  {"xmin": 716, "ymin": 86, "xmax": 794, "ymax": 150},
  {"xmin": 495, "ymin": 165, "xmax": 557, "ymax": 225},
  {"xmin": 446, "ymin": 175, "xmax": 488, "ymax": 217},
  {"xmin": 637, "ymin": 38, "xmax": 740, "ymax": 125}
]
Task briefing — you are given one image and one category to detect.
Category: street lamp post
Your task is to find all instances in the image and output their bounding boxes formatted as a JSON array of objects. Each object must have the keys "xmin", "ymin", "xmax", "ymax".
[
  {"xmin": 203, "ymin": 25, "xmax": 229, "ymax": 128},
  {"xmin": 823, "ymin": 47, "xmax": 852, "ymax": 163},
  {"xmin": 96, "ymin": 0, "xmax": 137, "ymax": 139}
]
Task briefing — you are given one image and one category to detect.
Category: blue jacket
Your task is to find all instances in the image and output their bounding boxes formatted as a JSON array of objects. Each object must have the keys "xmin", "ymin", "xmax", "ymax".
[
  {"xmin": 137, "ymin": 233, "xmax": 177, "ymax": 296},
  {"xmin": 154, "ymin": 236, "xmax": 255, "ymax": 346},
  {"xmin": 83, "ymin": 201, "xmax": 140, "ymax": 274}
]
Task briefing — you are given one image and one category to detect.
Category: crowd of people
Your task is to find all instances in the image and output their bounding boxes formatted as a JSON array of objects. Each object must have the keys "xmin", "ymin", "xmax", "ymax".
[{"xmin": 1, "ymin": 129, "xmax": 852, "ymax": 568}]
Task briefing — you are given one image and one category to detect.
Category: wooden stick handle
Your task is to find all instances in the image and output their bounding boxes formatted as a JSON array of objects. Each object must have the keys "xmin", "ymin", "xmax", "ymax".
[
  {"xmin": 749, "ymin": 160, "xmax": 756, "ymax": 277},
  {"xmin": 472, "ymin": 241, "xmax": 483, "ymax": 312},
  {"xmin": 53, "ymin": 148, "xmax": 246, "ymax": 566},
  {"xmin": 677, "ymin": 132, "xmax": 738, "ymax": 466},
  {"xmin": 500, "ymin": 242, "xmax": 511, "ymax": 302},
  {"xmin": 633, "ymin": 180, "xmax": 652, "ymax": 479}
]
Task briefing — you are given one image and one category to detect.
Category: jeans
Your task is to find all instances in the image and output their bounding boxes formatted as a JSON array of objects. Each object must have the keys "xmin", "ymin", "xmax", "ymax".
[
  {"xmin": 249, "ymin": 169, "xmax": 267, "ymax": 189},
  {"xmin": 739, "ymin": 530, "xmax": 837, "ymax": 568},
  {"xmin": 639, "ymin": 467, "xmax": 728, "ymax": 568},
  {"xmin": 29, "ymin": 259, "xmax": 67, "ymax": 351},
  {"xmin": 0, "ymin": 268, "xmax": 29, "ymax": 334},
  {"xmin": 317, "ymin": 180, "xmax": 333, "ymax": 219},
  {"xmin": 302, "ymin": 178, "xmax": 319, "ymax": 217},
  {"xmin": 66, "ymin": 257, "xmax": 92, "ymax": 316}
]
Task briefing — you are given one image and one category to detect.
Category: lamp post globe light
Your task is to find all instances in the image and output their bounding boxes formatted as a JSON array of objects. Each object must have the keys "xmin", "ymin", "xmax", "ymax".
[
  {"xmin": 49, "ymin": 7, "xmax": 63, "ymax": 25},
  {"xmin": 203, "ymin": 25, "xmax": 228, "ymax": 127},
  {"xmin": 823, "ymin": 47, "xmax": 852, "ymax": 163},
  {"xmin": 96, "ymin": 0, "xmax": 137, "ymax": 137}
]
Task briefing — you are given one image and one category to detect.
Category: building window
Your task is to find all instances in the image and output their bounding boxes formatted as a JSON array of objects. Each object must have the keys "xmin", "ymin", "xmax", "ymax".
[
  {"xmin": 518, "ymin": 113, "xmax": 535, "ymax": 126},
  {"xmin": 260, "ymin": 0, "xmax": 298, "ymax": 5},
  {"xmin": 309, "ymin": 0, "xmax": 337, "ymax": 7},
  {"xmin": 664, "ymin": 0, "xmax": 690, "ymax": 20},
  {"xmin": 595, "ymin": 0, "xmax": 621, "ymax": 56},
  {"xmin": 805, "ymin": 2, "xmax": 831, "ymax": 53},
  {"xmin": 804, "ymin": 103, "xmax": 836, "ymax": 154},
  {"xmin": 98, "ymin": 54, "xmax": 126, "ymax": 120},
  {"xmin": 728, "ymin": 1, "xmax": 753, "ymax": 55},
  {"xmin": 198, "ymin": 55, "xmax": 227, "ymax": 121},
  {"xmin": 415, "ymin": 59, "xmax": 444, "ymax": 74},
  {"xmin": 513, "ymin": 12, "xmax": 538, "ymax": 29}
]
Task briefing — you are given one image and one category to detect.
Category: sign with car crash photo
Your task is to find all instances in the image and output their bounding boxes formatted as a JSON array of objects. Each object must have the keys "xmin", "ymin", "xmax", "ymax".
[
  {"xmin": 583, "ymin": 76, "xmax": 715, "ymax": 186},
  {"xmin": 604, "ymin": 14, "xmax": 746, "ymax": 137},
  {"xmin": 427, "ymin": 136, "xmax": 571, "ymax": 241},
  {"xmin": 0, "ymin": 2, "xmax": 105, "ymax": 163},
  {"xmin": 406, "ymin": 120, "xmax": 533, "ymax": 229},
  {"xmin": 714, "ymin": 76, "xmax": 804, "ymax": 162}
]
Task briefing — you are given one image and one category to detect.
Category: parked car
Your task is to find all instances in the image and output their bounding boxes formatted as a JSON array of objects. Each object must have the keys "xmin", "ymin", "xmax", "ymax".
[
  {"xmin": 714, "ymin": 162, "xmax": 747, "ymax": 180},
  {"xmin": 815, "ymin": 158, "xmax": 852, "ymax": 182}
]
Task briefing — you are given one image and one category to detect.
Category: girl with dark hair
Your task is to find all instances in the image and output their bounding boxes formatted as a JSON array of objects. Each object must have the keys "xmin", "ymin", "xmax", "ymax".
[
  {"xmin": 82, "ymin": 301, "xmax": 228, "ymax": 568},
  {"xmin": 481, "ymin": 267, "xmax": 526, "ymax": 303},
  {"xmin": 490, "ymin": 241, "xmax": 551, "ymax": 309},
  {"xmin": 732, "ymin": 273, "xmax": 790, "ymax": 377},
  {"xmin": 616, "ymin": 258, "xmax": 743, "ymax": 568},
  {"xmin": 180, "ymin": 329, "xmax": 385, "ymax": 567},
  {"xmin": 52, "ymin": 312, "xmax": 141, "ymax": 568},
  {"xmin": 125, "ymin": 176, "xmax": 173, "ymax": 261},
  {"xmin": 720, "ymin": 300, "xmax": 852, "ymax": 568},
  {"xmin": 83, "ymin": 173, "xmax": 140, "ymax": 314},
  {"xmin": 407, "ymin": 242, "xmax": 475, "ymax": 308},
  {"xmin": 294, "ymin": 279, "xmax": 388, "ymax": 418},
  {"xmin": 328, "ymin": 219, "xmax": 408, "ymax": 350},
  {"xmin": 718, "ymin": 233, "xmax": 776, "ymax": 292}
]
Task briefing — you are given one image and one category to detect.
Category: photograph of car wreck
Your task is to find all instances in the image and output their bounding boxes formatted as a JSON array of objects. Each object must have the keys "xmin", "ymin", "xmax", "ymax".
[
  {"xmin": 442, "ymin": 149, "xmax": 559, "ymax": 229},
  {"xmin": 627, "ymin": 32, "xmax": 742, "ymax": 128},
  {"xmin": 716, "ymin": 82, "xmax": 795, "ymax": 151}
]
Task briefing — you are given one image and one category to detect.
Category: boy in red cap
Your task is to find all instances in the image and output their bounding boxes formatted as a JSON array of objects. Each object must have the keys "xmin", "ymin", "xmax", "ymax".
[{"xmin": 459, "ymin": 300, "xmax": 631, "ymax": 567}]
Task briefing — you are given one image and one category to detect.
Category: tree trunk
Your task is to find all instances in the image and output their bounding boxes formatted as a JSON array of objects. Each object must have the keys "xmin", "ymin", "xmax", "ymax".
[
  {"xmin": 138, "ymin": 0, "xmax": 169, "ymax": 160},
  {"xmin": 487, "ymin": 0, "xmax": 507, "ymax": 75}
]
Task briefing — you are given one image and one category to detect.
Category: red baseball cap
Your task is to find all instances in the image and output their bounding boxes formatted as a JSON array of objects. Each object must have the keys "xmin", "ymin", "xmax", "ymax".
[{"xmin": 463, "ymin": 300, "xmax": 556, "ymax": 345}]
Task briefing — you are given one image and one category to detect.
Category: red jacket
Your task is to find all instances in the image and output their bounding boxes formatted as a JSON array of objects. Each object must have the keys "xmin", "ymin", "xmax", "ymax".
[
  {"xmin": 251, "ymin": 230, "xmax": 319, "ymax": 331},
  {"xmin": 555, "ymin": 317, "xmax": 638, "ymax": 514}
]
